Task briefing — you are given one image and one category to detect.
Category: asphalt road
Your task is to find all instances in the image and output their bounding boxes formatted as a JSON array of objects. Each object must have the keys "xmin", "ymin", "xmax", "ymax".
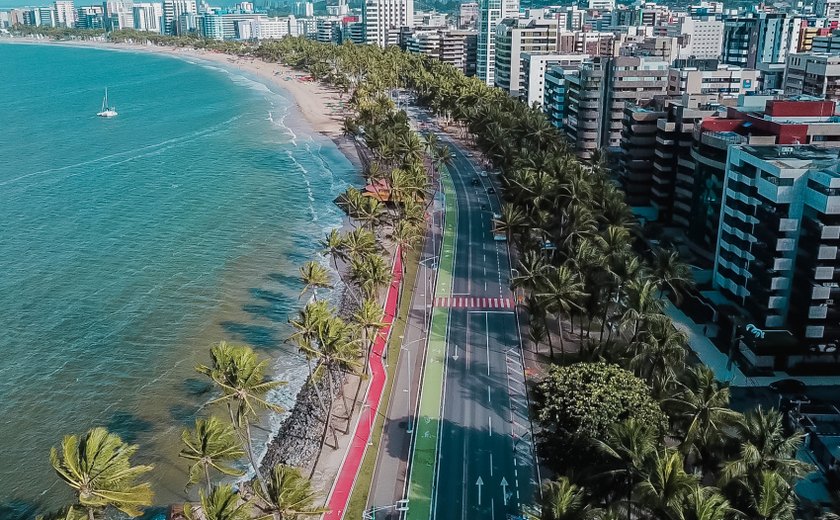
[
  {"xmin": 365, "ymin": 108, "xmax": 538, "ymax": 520},
  {"xmin": 432, "ymin": 136, "xmax": 538, "ymax": 520}
]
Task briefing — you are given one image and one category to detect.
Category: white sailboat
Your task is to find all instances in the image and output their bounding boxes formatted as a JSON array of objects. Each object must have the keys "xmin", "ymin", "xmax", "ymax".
[{"xmin": 97, "ymin": 88, "xmax": 118, "ymax": 118}]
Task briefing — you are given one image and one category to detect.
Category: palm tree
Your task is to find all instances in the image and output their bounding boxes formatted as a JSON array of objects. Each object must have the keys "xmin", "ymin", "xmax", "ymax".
[
  {"xmin": 731, "ymin": 471, "xmax": 796, "ymax": 520},
  {"xmin": 354, "ymin": 297, "xmax": 386, "ymax": 376},
  {"xmin": 50, "ymin": 427, "xmax": 154, "ymax": 520},
  {"xmin": 720, "ymin": 407, "xmax": 812, "ymax": 486},
  {"xmin": 537, "ymin": 265, "xmax": 587, "ymax": 359},
  {"xmin": 652, "ymin": 248, "xmax": 694, "ymax": 304},
  {"xmin": 633, "ymin": 449, "xmax": 697, "ymax": 519},
  {"xmin": 512, "ymin": 250, "xmax": 549, "ymax": 293},
  {"xmin": 179, "ymin": 416, "xmax": 246, "ymax": 494},
  {"xmin": 620, "ymin": 279, "xmax": 663, "ymax": 342},
  {"xmin": 319, "ymin": 229, "xmax": 346, "ymax": 272},
  {"xmin": 298, "ymin": 314, "xmax": 362, "ymax": 477},
  {"xmin": 589, "ymin": 419, "xmax": 659, "ymax": 510},
  {"xmin": 541, "ymin": 477, "xmax": 597, "ymax": 520},
  {"xmin": 350, "ymin": 253, "xmax": 392, "ymax": 299},
  {"xmin": 665, "ymin": 366, "xmax": 742, "ymax": 473},
  {"xmin": 183, "ymin": 485, "xmax": 252, "ymax": 520},
  {"xmin": 37, "ymin": 507, "xmax": 87, "ymax": 520},
  {"xmin": 196, "ymin": 343, "xmax": 287, "ymax": 494},
  {"xmin": 675, "ymin": 486, "xmax": 734, "ymax": 520},
  {"xmin": 299, "ymin": 261, "xmax": 332, "ymax": 301},
  {"xmin": 254, "ymin": 464, "xmax": 327, "ymax": 520},
  {"xmin": 631, "ymin": 315, "xmax": 688, "ymax": 384}
]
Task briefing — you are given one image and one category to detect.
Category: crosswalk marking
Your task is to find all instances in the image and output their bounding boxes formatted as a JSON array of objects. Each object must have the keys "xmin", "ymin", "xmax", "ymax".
[{"xmin": 433, "ymin": 297, "xmax": 514, "ymax": 309}]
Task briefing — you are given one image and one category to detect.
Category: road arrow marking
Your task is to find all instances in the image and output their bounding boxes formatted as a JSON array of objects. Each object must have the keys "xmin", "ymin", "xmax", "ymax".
[
  {"xmin": 452, "ymin": 344, "xmax": 459, "ymax": 361},
  {"xmin": 476, "ymin": 477, "xmax": 484, "ymax": 506},
  {"xmin": 501, "ymin": 477, "xmax": 509, "ymax": 506}
]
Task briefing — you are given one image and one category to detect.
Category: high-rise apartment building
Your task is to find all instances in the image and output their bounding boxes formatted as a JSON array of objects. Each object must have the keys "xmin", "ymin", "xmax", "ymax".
[
  {"xmin": 722, "ymin": 13, "xmax": 800, "ymax": 90},
  {"xmin": 404, "ymin": 29, "xmax": 477, "ymax": 76},
  {"xmin": 666, "ymin": 61, "xmax": 759, "ymax": 97},
  {"xmin": 54, "ymin": 0, "xmax": 76, "ymax": 27},
  {"xmin": 76, "ymin": 5, "xmax": 105, "ymax": 28},
  {"xmin": 521, "ymin": 53, "xmax": 587, "ymax": 107},
  {"xmin": 714, "ymin": 145, "xmax": 840, "ymax": 368},
  {"xmin": 104, "ymin": 0, "xmax": 134, "ymax": 30},
  {"xmin": 812, "ymin": 30, "xmax": 840, "ymax": 53},
  {"xmin": 671, "ymin": 15, "xmax": 724, "ymax": 59},
  {"xmin": 459, "ymin": 2, "xmax": 478, "ymax": 28},
  {"xmin": 587, "ymin": 0, "xmax": 615, "ymax": 10},
  {"xmin": 362, "ymin": 0, "xmax": 414, "ymax": 47},
  {"xmin": 133, "ymin": 2, "xmax": 162, "ymax": 32},
  {"xmin": 816, "ymin": 0, "xmax": 840, "ymax": 18},
  {"xmin": 162, "ymin": 0, "xmax": 196, "ymax": 35},
  {"xmin": 784, "ymin": 53, "xmax": 840, "ymax": 102},
  {"xmin": 476, "ymin": 0, "xmax": 519, "ymax": 86},
  {"xmin": 686, "ymin": 98, "xmax": 840, "ymax": 253},
  {"xmin": 493, "ymin": 16, "xmax": 559, "ymax": 97}
]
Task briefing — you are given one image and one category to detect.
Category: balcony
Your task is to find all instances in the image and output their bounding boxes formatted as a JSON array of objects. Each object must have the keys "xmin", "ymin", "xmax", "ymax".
[
  {"xmin": 809, "ymin": 305, "xmax": 828, "ymax": 319},
  {"xmin": 818, "ymin": 245, "xmax": 838, "ymax": 260},
  {"xmin": 820, "ymin": 224, "xmax": 840, "ymax": 240},
  {"xmin": 776, "ymin": 238, "xmax": 796, "ymax": 252},
  {"xmin": 774, "ymin": 258, "xmax": 794, "ymax": 271}
]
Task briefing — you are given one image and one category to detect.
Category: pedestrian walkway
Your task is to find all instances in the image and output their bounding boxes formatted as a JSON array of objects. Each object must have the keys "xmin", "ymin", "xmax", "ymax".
[
  {"xmin": 433, "ymin": 296, "xmax": 514, "ymax": 309},
  {"xmin": 323, "ymin": 248, "xmax": 404, "ymax": 520}
]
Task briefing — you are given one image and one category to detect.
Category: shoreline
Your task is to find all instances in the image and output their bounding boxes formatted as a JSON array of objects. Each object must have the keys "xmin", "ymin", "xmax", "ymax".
[{"xmin": 1, "ymin": 35, "xmax": 370, "ymax": 497}]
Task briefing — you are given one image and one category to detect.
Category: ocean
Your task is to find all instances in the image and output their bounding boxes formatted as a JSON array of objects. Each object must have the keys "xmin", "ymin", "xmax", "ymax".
[{"xmin": 0, "ymin": 43, "xmax": 355, "ymax": 517}]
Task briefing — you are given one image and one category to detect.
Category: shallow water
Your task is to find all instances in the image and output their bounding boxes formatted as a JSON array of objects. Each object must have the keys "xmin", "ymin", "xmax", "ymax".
[{"xmin": 0, "ymin": 43, "xmax": 355, "ymax": 515}]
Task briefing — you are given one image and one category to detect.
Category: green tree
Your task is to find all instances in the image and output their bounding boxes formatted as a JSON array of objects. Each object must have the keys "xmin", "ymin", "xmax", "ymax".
[
  {"xmin": 353, "ymin": 297, "xmax": 386, "ymax": 376},
  {"xmin": 299, "ymin": 261, "xmax": 332, "ymax": 301},
  {"xmin": 652, "ymin": 247, "xmax": 694, "ymax": 304},
  {"xmin": 179, "ymin": 416, "xmax": 246, "ymax": 494},
  {"xmin": 536, "ymin": 363, "xmax": 666, "ymax": 466},
  {"xmin": 541, "ymin": 477, "xmax": 598, "ymax": 520},
  {"xmin": 254, "ymin": 464, "xmax": 327, "ymax": 519},
  {"xmin": 50, "ymin": 427, "xmax": 154, "ymax": 520},
  {"xmin": 537, "ymin": 266, "xmax": 586, "ymax": 359},
  {"xmin": 184, "ymin": 485, "xmax": 252, "ymax": 520},
  {"xmin": 196, "ymin": 343, "xmax": 287, "ymax": 495}
]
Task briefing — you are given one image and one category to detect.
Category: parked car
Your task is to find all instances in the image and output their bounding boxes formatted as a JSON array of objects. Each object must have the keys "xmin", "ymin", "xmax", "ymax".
[{"xmin": 487, "ymin": 187, "xmax": 496, "ymax": 194}]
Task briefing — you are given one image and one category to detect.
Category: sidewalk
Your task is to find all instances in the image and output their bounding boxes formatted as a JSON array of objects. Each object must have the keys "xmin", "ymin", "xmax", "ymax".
[{"xmin": 323, "ymin": 250, "xmax": 404, "ymax": 520}]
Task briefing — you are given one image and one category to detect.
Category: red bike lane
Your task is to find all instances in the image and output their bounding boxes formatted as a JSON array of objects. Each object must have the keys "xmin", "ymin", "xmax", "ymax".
[{"xmin": 323, "ymin": 248, "xmax": 404, "ymax": 520}]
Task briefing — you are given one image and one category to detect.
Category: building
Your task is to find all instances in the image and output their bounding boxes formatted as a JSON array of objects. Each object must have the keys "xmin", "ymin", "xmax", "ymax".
[
  {"xmin": 104, "ymin": 0, "xmax": 134, "ymax": 30},
  {"xmin": 714, "ymin": 145, "xmax": 840, "ymax": 369},
  {"xmin": 405, "ymin": 29, "xmax": 477, "ymax": 76},
  {"xmin": 587, "ymin": 0, "xmax": 615, "ymax": 10},
  {"xmin": 24, "ymin": 7, "xmax": 58, "ymax": 27},
  {"xmin": 722, "ymin": 13, "xmax": 799, "ymax": 90},
  {"xmin": 543, "ymin": 65, "xmax": 570, "ymax": 130},
  {"xmin": 603, "ymin": 56, "xmax": 669, "ymax": 151},
  {"xmin": 521, "ymin": 53, "xmax": 587, "ymax": 107},
  {"xmin": 619, "ymin": 103, "xmax": 668, "ymax": 207},
  {"xmin": 671, "ymin": 15, "xmax": 724, "ymax": 59},
  {"xmin": 476, "ymin": 0, "xmax": 519, "ymax": 86},
  {"xmin": 459, "ymin": 1, "xmax": 478, "ymax": 29},
  {"xmin": 76, "ymin": 5, "xmax": 104, "ymax": 28},
  {"xmin": 721, "ymin": 17, "xmax": 756, "ymax": 68},
  {"xmin": 293, "ymin": 1, "xmax": 313, "ymax": 17},
  {"xmin": 493, "ymin": 16, "xmax": 560, "ymax": 97},
  {"xmin": 133, "ymin": 2, "xmax": 163, "ymax": 32},
  {"xmin": 54, "ymin": 0, "xmax": 76, "ymax": 27},
  {"xmin": 784, "ymin": 53, "xmax": 840, "ymax": 102},
  {"xmin": 667, "ymin": 61, "xmax": 759, "ymax": 98},
  {"xmin": 816, "ymin": 0, "xmax": 840, "ymax": 18},
  {"xmin": 162, "ymin": 0, "xmax": 196, "ymax": 35},
  {"xmin": 651, "ymin": 96, "xmax": 720, "ymax": 224},
  {"xmin": 363, "ymin": 0, "xmax": 414, "ymax": 47},
  {"xmin": 564, "ymin": 58, "xmax": 608, "ymax": 159},
  {"xmin": 557, "ymin": 30, "xmax": 616, "ymax": 55},
  {"xmin": 686, "ymin": 98, "xmax": 840, "ymax": 254},
  {"xmin": 812, "ymin": 30, "xmax": 840, "ymax": 53}
]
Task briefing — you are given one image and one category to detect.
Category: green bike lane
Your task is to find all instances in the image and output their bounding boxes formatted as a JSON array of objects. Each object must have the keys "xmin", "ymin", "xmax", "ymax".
[{"xmin": 405, "ymin": 166, "xmax": 457, "ymax": 520}]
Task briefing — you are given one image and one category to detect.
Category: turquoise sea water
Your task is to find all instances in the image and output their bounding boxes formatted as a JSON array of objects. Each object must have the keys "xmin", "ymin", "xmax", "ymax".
[{"xmin": 0, "ymin": 43, "xmax": 355, "ymax": 516}]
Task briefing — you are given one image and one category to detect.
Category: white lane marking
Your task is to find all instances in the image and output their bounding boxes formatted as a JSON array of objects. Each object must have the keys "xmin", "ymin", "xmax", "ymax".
[
  {"xmin": 488, "ymin": 416, "xmax": 492, "ymax": 436},
  {"xmin": 485, "ymin": 313, "xmax": 491, "ymax": 376},
  {"xmin": 488, "ymin": 385, "xmax": 491, "ymax": 403},
  {"xmin": 491, "ymin": 499, "xmax": 495, "ymax": 520},
  {"xmin": 490, "ymin": 453, "xmax": 494, "ymax": 477}
]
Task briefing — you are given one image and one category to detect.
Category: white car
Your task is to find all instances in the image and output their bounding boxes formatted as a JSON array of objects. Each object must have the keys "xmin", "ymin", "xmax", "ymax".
[
  {"xmin": 479, "ymin": 170, "xmax": 488, "ymax": 177},
  {"xmin": 493, "ymin": 212, "xmax": 502, "ymax": 220}
]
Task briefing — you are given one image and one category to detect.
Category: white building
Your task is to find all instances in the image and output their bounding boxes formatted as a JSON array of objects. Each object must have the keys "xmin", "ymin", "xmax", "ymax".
[
  {"xmin": 133, "ymin": 2, "xmax": 162, "ymax": 32},
  {"xmin": 54, "ymin": 0, "xmax": 75, "ymax": 27},
  {"xmin": 294, "ymin": 1, "xmax": 313, "ymax": 17},
  {"xmin": 162, "ymin": 0, "xmax": 196, "ymax": 35},
  {"xmin": 671, "ymin": 15, "xmax": 724, "ymax": 59},
  {"xmin": 104, "ymin": 0, "xmax": 134, "ymax": 30},
  {"xmin": 363, "ymin": 0, "xmax": 414, "ymax": 47},
  {"xmin": 816, "ymin": 0, "xmax": 840, "ymax": 18},
  {"xmin": 587, "ymin": 0, "xmax": 615, "ymax": 10},
  {"xmin": 251, "ymin": 16, "xmax": 298, "ymax": 39},
  {"xmin": 521, "ymin": 53, "xmax": 588, "ymax": 106},
  {"xmin": 476, "ymin": 0, "xmax": 520, "ymax": 86}
]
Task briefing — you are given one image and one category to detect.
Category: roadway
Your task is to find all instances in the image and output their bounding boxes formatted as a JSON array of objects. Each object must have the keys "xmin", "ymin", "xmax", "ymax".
[
  {"xmin": 364, "ymin": 108, "xmax": 538, "ymax": 520},
  {"xmin": 430, "ymin": 133, "xmax": 538, "ymax": 520}
]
